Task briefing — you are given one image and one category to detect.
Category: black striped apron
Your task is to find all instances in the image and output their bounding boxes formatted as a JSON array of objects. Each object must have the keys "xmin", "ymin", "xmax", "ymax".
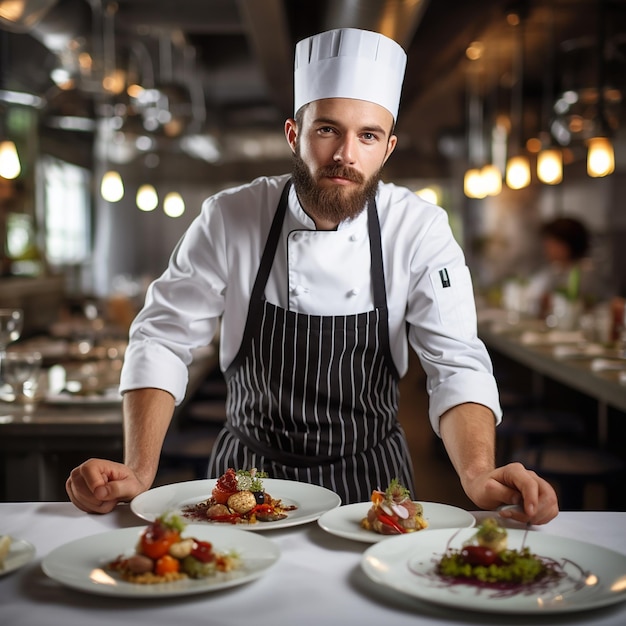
[{"xmin": 208, "ymin": 180, "xmax": 415, "ymax": 504}]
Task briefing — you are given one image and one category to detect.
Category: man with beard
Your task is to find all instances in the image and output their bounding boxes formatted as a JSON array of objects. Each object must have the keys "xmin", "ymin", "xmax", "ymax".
[{"xmin": 66, "ymin": 28, "xmax": 558, "ymax": 525}]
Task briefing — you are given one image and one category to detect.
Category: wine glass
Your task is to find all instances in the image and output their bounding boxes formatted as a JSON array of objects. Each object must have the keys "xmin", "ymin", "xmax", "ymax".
[
  {"xmin": 0, "ymin": 308, "xmax": 24, "ymax": 393},
  {"xmin": 3, "ymin": 351, "xmax": 42, "ymax": 407}
]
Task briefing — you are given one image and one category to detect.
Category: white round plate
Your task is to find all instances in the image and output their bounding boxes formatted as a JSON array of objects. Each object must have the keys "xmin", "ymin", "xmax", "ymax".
[
  {"xmin": 361, "ymin": 527, "xmax": 626, "ymax": 614},
  {"xmin": 131, "ymin": 478, "xmax": 342, "ymax": 531},
  {"xmin": 41, "ymin": 525, "xmax": 280, "ymax": 598},
  {"xmin": 0, "ymin": 537, "xmax": 36, "ymax": 576},
  {"xmin": 318, "ymin": 501, "xmax": 475, "ymax": 543}
]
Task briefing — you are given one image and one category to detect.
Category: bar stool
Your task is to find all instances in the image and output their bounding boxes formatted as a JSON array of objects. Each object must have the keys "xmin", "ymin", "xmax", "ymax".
[{"xmin": 512, "ymin": 443, "xmax": 625, "ymax": 510}]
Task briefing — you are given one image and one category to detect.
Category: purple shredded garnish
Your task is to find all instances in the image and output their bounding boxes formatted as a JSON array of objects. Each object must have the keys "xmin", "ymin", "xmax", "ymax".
[{"xmin": 406, "ymin": 532, "xmax": 590, "ymax": 601}]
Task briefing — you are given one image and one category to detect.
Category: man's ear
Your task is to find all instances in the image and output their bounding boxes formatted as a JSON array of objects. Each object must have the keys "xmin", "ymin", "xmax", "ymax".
[
  {"xmin": 383, "ymin": 134, "xmax": 398, "ymax": 165},
  {"xmin": 284, "ymin": 118, "xmax": 298, "ymax": 153}
]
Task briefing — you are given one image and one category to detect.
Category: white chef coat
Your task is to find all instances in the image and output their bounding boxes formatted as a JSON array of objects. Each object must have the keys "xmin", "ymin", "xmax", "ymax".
[{"xmin": 120, "ymin": 174, "xmax": 502, "ymax": 435}]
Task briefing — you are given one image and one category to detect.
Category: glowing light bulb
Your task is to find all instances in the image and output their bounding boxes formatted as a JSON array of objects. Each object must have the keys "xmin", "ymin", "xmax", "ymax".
[
  {"xmin": 505, "ymin": 155, "xmax": 531, "ymax": 190},
  {"xmin": 163, "ymin": 192, "xmax": 185, "ymax": 217},
  {"xmin": 464, "ymin": 168, "xmax": 486, "ymax": 198},
  {"xmin": 480, "ymin": 164, "xmax": 502, "ymax": 196},
  {"xmin": 537, "ymin": 149, "xmax": 563, "ymax": 184},
  {"xmin": 0, "ymin": 140, "xmax": 21, "ymax": 179},
  {"xmin": 101, "ymin": 170, "xmax": 124, "ymax": 202},
  {"xmin": 136, "ymin": 184, "xmax": 158, "ymax": 211},
  {"xmin": 587, "ymin": 137, "xmax": 614, "ymax": 177}
]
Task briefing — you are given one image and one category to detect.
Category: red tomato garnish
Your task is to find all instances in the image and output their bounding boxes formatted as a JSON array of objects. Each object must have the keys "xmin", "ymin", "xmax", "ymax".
[
  {"xmin": 460, "ymin": 545, "xmax": 499, "ymax": 566},
  {"xmin": 251, "ymin": 503, "xmax": 273, "ymax": 514},
  {"xmin": 139, "ymin": 520, "xmax": 181, "ymax": 559},
  {"xmin": 216, "ymin": 468, "xmax": 238, "ymax": 491},
  {"xmin": 191, "ymin": 540, "xmax": 215, "ymax": 563},
  {"xmin": 212, "ymin": 468, "xmax": 238, "ymax": 503},
  {"xmin": 376, "ymin": 511, "xmax": 406, "ymax": 534},
  {"xmin": 211, "ymin": 484, "xmax": 236, "ymax": 504}
]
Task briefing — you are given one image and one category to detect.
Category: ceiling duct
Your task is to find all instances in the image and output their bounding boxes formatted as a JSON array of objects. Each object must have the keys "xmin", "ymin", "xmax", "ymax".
[{"xmin": 322, "ymin": 0, "xmax": 430, "ymax": 50}]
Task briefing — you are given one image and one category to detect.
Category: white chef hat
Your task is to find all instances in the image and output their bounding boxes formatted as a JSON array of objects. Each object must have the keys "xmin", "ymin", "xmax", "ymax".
[{"xmin": 294, "ymin": 28, "xmax": 407, "ymax": 121}]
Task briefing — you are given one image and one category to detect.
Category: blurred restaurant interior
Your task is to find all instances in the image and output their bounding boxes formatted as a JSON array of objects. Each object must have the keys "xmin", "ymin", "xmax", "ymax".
[{"xmin": 1, "ymin": 0, "xmax": 626, "ymax": 510}]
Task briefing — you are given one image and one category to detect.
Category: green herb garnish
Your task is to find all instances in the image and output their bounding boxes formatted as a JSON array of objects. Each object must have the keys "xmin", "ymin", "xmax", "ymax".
[
  {"xmin": 236, "ymin": 468, "xmax": 268, "ymax": 492},
  {"xmin": 157, "ymin": 512, "xmax": 187, "ymax": 533},
  {"xmin": 384, "ymin": 478, "xmax": 411, "ymax": 501}
]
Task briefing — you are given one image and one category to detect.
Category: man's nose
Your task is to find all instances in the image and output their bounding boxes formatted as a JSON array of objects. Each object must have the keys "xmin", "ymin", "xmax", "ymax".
[{"xmin": 333, "ymin": 136, "xmax": 357, "ymax": 164}]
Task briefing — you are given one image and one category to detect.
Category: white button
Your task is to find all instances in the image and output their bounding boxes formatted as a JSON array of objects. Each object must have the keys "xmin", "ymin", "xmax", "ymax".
[
  {"xmin": 291, "ymin": 232, "xmax": 301, "ymax": 241},
  {"xmin": 349, "ymin": 288, "xmax": 360, "ymax": 296},
  {"xmin": 349, "ymin": 234, "xmax": 359, "ymax": 242}
]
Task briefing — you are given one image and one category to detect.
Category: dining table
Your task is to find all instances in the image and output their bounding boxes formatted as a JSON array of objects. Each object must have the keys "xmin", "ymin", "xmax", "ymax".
[
  {"xmin": 477, "ymin": 308, "xmax": 626, "ymax": 446},
  {"xmin": 1, "ymin": 501, "xmax": 625, "ymax": 626}
]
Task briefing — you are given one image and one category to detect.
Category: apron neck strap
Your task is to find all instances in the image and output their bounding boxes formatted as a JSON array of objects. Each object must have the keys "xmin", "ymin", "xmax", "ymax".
[
  {"xmin": 366, "ymin": 196, "xmax": 387, "ymax": 310},
  {"xmin": 248, "ymin": 179, "xmax": 292, "ymax": 306}
]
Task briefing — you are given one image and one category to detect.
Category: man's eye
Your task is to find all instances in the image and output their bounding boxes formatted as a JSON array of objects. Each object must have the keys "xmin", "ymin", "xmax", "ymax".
[{"xmin": 362, "ymin": 132, "xmax": 376, "ymax": 141}]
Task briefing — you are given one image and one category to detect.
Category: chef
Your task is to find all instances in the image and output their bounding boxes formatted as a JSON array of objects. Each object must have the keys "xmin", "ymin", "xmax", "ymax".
[{"xmin": 67, "ymin": 28, "xmax": 558, "ymax": 524}]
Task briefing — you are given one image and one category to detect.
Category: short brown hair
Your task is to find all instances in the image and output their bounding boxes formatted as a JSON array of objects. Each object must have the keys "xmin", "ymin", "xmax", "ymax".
[{"xmin": 541, "ymin": 217, "xmax": 590, "ymax": 260}]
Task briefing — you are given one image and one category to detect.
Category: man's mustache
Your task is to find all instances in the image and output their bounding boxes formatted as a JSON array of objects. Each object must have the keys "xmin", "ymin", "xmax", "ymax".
[{"xmin": 317, "ymin": 165, "xmax": 364, "ymax": 184}]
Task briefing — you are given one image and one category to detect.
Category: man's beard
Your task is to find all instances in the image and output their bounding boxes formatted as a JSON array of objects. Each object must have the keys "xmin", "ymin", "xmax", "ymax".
[{"xmin": 291, "ymin": 151, "xmax": 382, "ymax": 225}]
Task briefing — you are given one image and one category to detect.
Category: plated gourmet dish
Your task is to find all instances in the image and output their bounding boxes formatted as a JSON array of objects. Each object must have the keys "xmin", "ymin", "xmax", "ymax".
[
  {"xmin": 360, "ymin": 479, "xmax": 428, "ymax": 535},
  {"xmin": 181, "ymin": 468, "xmax": 298, "ymax": 524},
  {"xmin": 107, "ymin": 514, "xmax": 240, "ymax": 583},
  {"xmin": 434, "ymin": 517, "xmax": 564, "ymax": 588}
]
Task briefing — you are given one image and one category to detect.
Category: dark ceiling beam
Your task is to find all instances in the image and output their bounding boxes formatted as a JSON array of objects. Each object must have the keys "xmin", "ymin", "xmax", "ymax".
[{"xmin": 116, "ymin": 0, "xmax": 244, "ymax": 35}]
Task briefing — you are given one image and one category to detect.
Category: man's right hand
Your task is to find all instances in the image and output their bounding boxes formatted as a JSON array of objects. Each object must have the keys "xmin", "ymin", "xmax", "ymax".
[{"xmin": 66, "ymin": 458, "xmax": 149, "ymax": 514}]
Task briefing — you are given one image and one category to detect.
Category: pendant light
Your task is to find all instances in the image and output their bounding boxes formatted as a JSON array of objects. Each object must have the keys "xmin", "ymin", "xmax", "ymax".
[
  {"xmin": 464, "ymin": 168, "xmax": 486, "ymax": 199},
  {"xmin": 536, "ymin": 0, "xmax": 563, "ymax": 185},
  {"xmin": 463, "ymin": 56, "xmax": 487, "ymax": 199},
  {"xmin": 506, "ymin": 155, "xmax": 531, "ymax": 189},
  {"xmin": 0, "ymin": 138, "xmax": 20, "ymax": 179},
  {"xmin": 478, "ymin": 48, "xmax": 504, "ymax": 197},
  {"xmin": 98, "ymin": 1, "xmax": 124, "ymax": 202},
  {"xmin": 480, "ymin": 163, "xmax": 503, "ymax": 196},
  {"xmin": 587, "ymin": 0, "xmax": 614, "ymax": 178},
  {"xmin": 537, "ymin": 148, "xmax": 563, "ymax": 184},
  {"xmin": 100, "ymin": 169, "xmax": 124, "ymax": 202},
  {"xmin": 505, "ymin": 10, "xmax": 531, "ymax": 190},
  {"xmin": 0, "ymin": 28, "xmax": 20, "ymax": 179},
  {"xmin": 587, "ymin": 136, "xmax": 614, "ymax": 177},
  {"xmin": 136, "ymin": 183, "xmax": 158, "ymax": 211},
  {"xmin": 163, "ymin": 191, "xmax": 185, "ymax": 218}
]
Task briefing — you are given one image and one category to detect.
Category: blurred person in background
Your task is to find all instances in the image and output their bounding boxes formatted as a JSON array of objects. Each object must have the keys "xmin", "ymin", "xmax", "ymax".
[{"xmin": 524, "ymin": 217, "xmax": 595, "ymax": 319}]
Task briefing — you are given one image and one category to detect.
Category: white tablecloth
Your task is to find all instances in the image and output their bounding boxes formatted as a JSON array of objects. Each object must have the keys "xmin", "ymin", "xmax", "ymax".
[{"xmin": 1, "ymin": 502, "xmax": 626, "ymax": 626}]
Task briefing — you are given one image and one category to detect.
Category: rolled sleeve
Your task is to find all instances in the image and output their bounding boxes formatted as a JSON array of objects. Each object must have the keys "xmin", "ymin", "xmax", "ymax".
[
  {"xmin": 119, "ymin": 340, "xmax": 190, "ymax": 405},
  {"xmin": 428, "ymin": 370, "xmax": 502, "ymax": 437}
]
